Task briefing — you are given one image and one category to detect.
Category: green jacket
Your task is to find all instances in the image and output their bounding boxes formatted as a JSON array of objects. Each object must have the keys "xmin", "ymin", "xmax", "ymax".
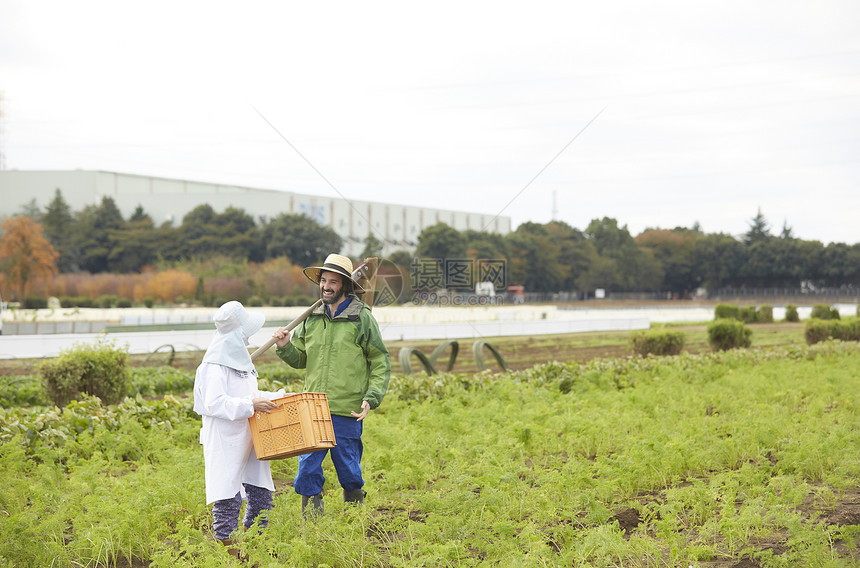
[{"xmin": 275, "ymin": 296, "xmax": 391, "ymax": 417}]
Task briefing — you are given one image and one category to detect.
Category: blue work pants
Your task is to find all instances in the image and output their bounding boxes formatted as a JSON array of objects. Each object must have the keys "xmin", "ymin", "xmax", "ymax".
[{"xmin": 293, "ymin": 414, "xmax": 364, "ymax": 496}]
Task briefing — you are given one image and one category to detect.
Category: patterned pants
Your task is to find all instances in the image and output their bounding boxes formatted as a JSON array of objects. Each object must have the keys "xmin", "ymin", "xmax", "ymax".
[{"xmin": 212, "ymin": 483, "xmax": 273, "ymax": 540}]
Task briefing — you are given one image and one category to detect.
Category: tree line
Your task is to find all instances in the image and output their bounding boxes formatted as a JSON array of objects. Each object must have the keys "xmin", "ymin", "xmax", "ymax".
[
  {"xmin": 414, "ymin": 210, "xmax": 860, "ymax": 295},
  {"xmin": 1, "ymin": 189, "xmax": 859, "ymax": 301}
]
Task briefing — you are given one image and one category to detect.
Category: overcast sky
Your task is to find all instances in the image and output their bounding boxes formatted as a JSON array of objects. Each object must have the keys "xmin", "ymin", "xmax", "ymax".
[{"xmin": 2, "ymin": 1, "xmax": 859, "ymax": 244}]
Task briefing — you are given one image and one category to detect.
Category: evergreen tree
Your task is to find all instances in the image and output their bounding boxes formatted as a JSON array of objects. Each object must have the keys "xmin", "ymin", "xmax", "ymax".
[
  {"xmin": 41, "ymin": 189, "xmax": 77, "ymax": 272},
  {"xmin": 360, "ymin": 231, "xmax": 384, "ymax": 259},
  {"xmin": 744, "ymin": 208, "xmax": 771, "ymax": 245},
  {"xmin": 73, "ymin": 197, "xmax": 125, "ymax": 273}
]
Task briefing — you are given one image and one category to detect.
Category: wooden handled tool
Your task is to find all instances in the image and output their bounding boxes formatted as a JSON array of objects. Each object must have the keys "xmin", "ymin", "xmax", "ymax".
[
  {"xmin": 249, "ymin": 257, "xmax": 379, "ymax": 361},
  {"xmin": 250, "ymin": 299, "xmax": 322, "ymax": 361}
]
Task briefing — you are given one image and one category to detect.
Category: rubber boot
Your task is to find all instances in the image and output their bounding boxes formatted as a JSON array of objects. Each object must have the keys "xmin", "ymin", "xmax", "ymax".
[
  {"xmin": 301, "ymin": 493, "xmax": 324, "ymax": 519},
  {"xmin": 218, "ymin": 538, "xmax": 241, "ymax": 559},
  {"xmin": 343, "ymin": 489, "xmax": 366, "ymax": 504}
]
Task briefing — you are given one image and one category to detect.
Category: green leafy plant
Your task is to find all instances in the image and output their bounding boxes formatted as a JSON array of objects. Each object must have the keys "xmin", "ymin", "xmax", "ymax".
[
  {"xmin": 785, "ymin": 304, "xmax": 799, "ymax": 322},
  {"xmin": 2, "ymin": 343, "xmax": 860, "ymax": 567},
  {"xmin": 714, "ymin": 304, "xmax": 739, "ymax": 320},
  {"xmin": 738, "ymin": 306, "xmax": 758, "ymax": 323},
  {"xmin": 631, "ymin": 329, "xmax": 685, "ymax": 357},
  {"xmin": 96, "ymin": 294, "xmax": 117, "ymax": 308},
  {"xmin": 810, "ymin": 303, "xmax": 839, "ymax": 320},
  {"xmin": 38, "ymin": 338, "xmax": 130, "ymax": 407},
  {"xmin": 756, "ymin": 303, "xmax": 773, "ymax": 323},
  {"xmin": 804, "ymin": 319, "xmax": 832, "ymax": 345},
  {"xmin": 23, "ymin": 297, "xmax": 48, "ymax": 309},
  {"xmin": 706, "ymin": 319, "xmax": 752, "ymax": 351},
  {"xmin": 805, "ymin": 317, "xmax": 860, "ymax": 344}
]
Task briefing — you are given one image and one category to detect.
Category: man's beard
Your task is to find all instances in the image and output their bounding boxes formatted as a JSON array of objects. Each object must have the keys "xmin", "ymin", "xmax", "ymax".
[{"xmin": 321, "ymin": 288, "xmax": 344, "ymax": 305}]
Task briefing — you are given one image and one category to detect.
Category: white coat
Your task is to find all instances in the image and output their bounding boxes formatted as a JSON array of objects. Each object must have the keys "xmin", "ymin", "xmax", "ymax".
[{"xmin": 193, "ymin": 362, "xmax": 285, "ymax": 504}]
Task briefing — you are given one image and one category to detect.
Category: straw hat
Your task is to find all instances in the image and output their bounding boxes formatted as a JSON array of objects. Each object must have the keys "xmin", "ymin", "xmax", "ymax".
[{"xmin": 303, "ymin": 253, "xmax": 365, "ymax": 292}]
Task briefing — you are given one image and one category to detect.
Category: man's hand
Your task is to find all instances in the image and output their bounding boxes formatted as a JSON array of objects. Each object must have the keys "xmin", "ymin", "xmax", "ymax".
[
  {"xmin": 272, "ymin": 328, "xmax": 291, "ymax": 348},
  {"xmin": 253, "ymin": 398, "xmax": 279, "ymax": 413},
  {"xmin": 351, "ymin": 400, "xmax": 371, "ymax": 421}
]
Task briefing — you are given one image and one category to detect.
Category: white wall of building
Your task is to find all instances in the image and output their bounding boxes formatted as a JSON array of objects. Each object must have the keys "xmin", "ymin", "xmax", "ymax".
[{"xmin": 0, "ymin": 170, "xmax": 511, "ymax": 256}]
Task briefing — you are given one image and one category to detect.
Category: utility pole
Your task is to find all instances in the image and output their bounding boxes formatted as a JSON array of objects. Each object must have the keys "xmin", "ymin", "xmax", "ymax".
[{"xmin": 552, "ymin": 190, "xmax": 558, "ymax": 220}]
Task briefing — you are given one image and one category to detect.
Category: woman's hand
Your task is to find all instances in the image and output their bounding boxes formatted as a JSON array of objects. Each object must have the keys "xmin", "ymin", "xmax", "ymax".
[{"xmin": 253, "ymin": 398, "xmax": 279, "ymax": 413}]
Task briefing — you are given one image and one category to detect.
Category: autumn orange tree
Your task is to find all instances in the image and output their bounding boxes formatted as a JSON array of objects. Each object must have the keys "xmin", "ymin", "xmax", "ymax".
[{"xmin": 0, "ymin": 216, "xmax": 60, "ymax": 301}]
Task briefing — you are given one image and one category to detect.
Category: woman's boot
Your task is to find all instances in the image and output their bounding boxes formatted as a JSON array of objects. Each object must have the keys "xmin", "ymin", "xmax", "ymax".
[{"xmin": 218, "ymin": 538, "xmax": 240, "ymax": 559}]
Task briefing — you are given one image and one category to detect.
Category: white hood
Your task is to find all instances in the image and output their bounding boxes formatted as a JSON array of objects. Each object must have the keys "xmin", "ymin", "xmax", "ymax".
[{"xmin": 201, "ymin": 301, "xmax": 265, "ymax": 372}]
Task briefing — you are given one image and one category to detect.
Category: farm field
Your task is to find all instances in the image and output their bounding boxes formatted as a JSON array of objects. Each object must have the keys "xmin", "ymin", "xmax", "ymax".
[
  {"xmin": 0, "ymin": 321, "xmax": 807, "ymax": 378},
  {"xmin": 1, "ymin": 326, "xmax": 859, "ymax": 567}
]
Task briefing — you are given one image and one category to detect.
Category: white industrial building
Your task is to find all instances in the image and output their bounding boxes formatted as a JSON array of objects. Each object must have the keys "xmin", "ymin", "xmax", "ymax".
[{"xmin": 0, "ymin": 170, "xmax": 511, "ymax": 256}]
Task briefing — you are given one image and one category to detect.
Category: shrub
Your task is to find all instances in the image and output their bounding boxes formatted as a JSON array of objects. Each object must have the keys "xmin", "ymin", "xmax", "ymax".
[
  {"xmin": 23, "ymin": 297, "xmax": 48, "ymax": 309},
  {"xmin": 631, "ymin": 330, "xmax": 685, "ymax": 357},
  {"xmin": 808, "ymin": 317, "xmax": 860, "ymax": 344},
  {"xmin": 738, "ymin": 306, "xmax": 758, "ymax": 323},
  {"xmin": 116, "ymin": 298, "xmax": 133, "ymax": 308},
  {"xmin": 785, "ymin": 304, "xmax": 799, "ymax": 322},
  {"xmin": 0, "ymin": 375, "xmax": 50, "ymax": 407},
  {"xmin": 804, "ymin": 319, "xmax": 833, "ymax": 345},
  {"xmin": 96, "ymin": 294, "xmax": 117, "ymax": 308},
  {"xmin": 830, "ymin": 319, "xmax": 860, "ymax": 341},
  {"xmin": 247, "ymin": 295, "xmax": 264, "ymax": 307},
  {"xmin": 38, "ymin": 339, "xmax": 130, "ymax": 407},
  {"xmin": 757, "ymin": 304, "xmax": 774, "ymax": 323},
  {"xmin": 143, "ymin": 297, "xmax": 155, "ymax": 308},
  {"xmin": 714, "ymin": 304, "xmax": 739, "ymax": 320},
  {"xmin": 811, "ymin": 303, "xmax": 839, "ymax": 320},
  {"xmin": 707, "ymin": 318, "xmax": 752, "ymax": 351},
  {"xmin": 58, "ymin": 296, "xmax": 94, "ymax": 308}
]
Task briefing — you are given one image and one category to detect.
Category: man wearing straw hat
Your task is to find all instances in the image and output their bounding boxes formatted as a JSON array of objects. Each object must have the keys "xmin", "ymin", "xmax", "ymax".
[
  {"xmin": 193, "ymin": 301, "xmax": 287, "ymax": 554},
  {"xmin": 272, "ymin": 253, "xmax": 391, "ymax": 517}
]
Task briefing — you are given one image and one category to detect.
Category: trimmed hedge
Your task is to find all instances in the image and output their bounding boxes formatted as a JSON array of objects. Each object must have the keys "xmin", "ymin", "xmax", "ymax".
[
  {"xmin": 714, "ymin": 303, "xmax": 778, "ymax": 324},
  {"xmin": 785, "ymin": 304, "xmax": 799, "ymax": 322},
  {"xmin": 631, "ymin": 330, "xmax": 686, "ymax": 357},
  {"xmin": 23, "ymin": 297, "xmax": 48, "ymax": 309},
  {"xmin": 810, "ymin": 303, "xmax": 840, "ymax": 320},
  {"xmin": 714, "ymin": 304, "xmax": 740, "ymax": 320},
  {"xmin": 707, "ymin": 318, "xmax": 752, "ymax": 351},
  {"xmin": 805, "ymin": 317, "xmax": 860, "ymax": 345},
  {"xmin": 38, "ymin": 339, "xmax": 130, "ymax": 407},
  {"xmin": 738, "ymin": 306, "xmax": 758, "ymax": 323}
]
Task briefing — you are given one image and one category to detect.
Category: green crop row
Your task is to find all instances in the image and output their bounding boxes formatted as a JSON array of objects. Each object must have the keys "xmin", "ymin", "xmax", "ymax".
[
  {"xmin": 0, "ymin": 362, "xmax": 304, "ymax": 409},
  {"xmin": 1, "ymin": 343, "xmax": 858, "ymax": 567},
  {"xmin": 805, "ymin": 317, "xmax": 860, "ymax": 345},
  {"xmin": 0, "ymin": 367, "xmax": 195, "ymax": 408}
]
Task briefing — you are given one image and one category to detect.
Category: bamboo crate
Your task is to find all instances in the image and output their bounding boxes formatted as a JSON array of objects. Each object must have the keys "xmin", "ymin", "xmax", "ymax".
[{"xmin": 249, "ymin": 392, "xmax": 336, "ymax": 460}]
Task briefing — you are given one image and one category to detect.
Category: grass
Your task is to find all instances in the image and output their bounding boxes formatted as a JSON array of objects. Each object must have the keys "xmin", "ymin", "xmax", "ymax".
[
  {"xmin": 1, "ymin": 343, "xmax": 858, "ymax": 566},
  {"xmin": 0, "ymin": 324, "xmax": 857, "ymax": 567},
  {"xmin": 383, "ymin": 322, "xmax": 806, "ymax": 374}
]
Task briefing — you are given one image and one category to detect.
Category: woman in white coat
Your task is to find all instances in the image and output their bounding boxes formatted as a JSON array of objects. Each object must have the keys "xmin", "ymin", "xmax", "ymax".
[{"xmin": 193, "ymin": 301, "xmax": 285, "ymax": 549}]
